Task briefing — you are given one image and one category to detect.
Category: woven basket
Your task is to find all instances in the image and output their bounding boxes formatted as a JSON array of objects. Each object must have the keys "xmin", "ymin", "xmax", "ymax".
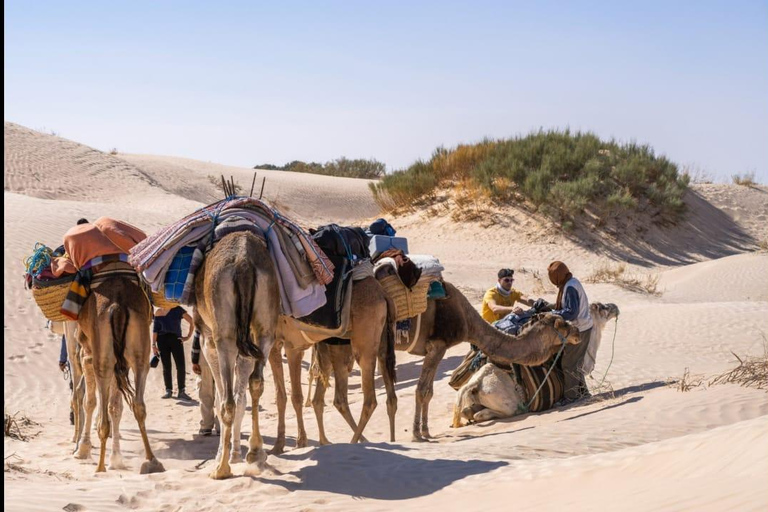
[
  {"xmin": 378, "ymin": 275, "xmax": 431, "ymax": 321},
  {"xmin": 151, "ymin": 290, "xmax": 182, "ymax": 309},
  {"xmin": 31, "ymin": 275, "xmax": 74, "ymax": 322}
]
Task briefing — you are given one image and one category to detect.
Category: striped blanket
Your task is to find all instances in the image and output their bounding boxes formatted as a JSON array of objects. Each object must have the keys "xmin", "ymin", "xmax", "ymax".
[
  {"xmin": 130, "ymin": 198, "xmax": 333, "ymax": 318},
  {"xmin": 60, "ymin": 254, "xmax": 131, "ymax": 320}
]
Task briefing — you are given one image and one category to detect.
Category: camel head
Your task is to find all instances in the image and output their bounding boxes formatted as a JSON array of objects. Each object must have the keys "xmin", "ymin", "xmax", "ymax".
[
  {"xmin": 537, "ymin": 314, "xmax": 581, "ymax": 346},
  {"xmin": 590, "ymin": 302, "xmax": 620, "ymax": 325}
]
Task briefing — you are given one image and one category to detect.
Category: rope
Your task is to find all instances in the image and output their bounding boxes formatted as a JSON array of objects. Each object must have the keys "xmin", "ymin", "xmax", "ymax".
[
  {"xmin": 595, "ymin": 317, "xmax": 619, "ymax": 390},
  {"xmin": 516, "ymin": 326, "xmax": 569, "ymax": 414},
  {"xmin": 24, "ymin": 243, "xmax": 54, "ymax": 277}
]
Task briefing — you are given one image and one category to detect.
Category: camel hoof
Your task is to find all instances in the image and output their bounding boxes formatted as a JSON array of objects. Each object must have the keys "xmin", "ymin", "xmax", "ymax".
[
  {"xmin": 268, "ymin": 443, "xmax": 285, "ymax": 455},
  {"xmin": 140, "ymin": 458, "xmax": 165, "ymax": 474},
  {"xmin": 95, "ymin": 464, "xmax": 107, "ymax": 473},
  {"xmin": 319, "ymin": 437, "xmax": 332, "ymax": 446},
  {"xmin": 109, "ymin": 454, "xmax": 127, "ymax": 470},
  {"xmin": 74, "ymin": 442, "xmax": 92, "ymax": 459},
  {"xmin": 230, "ymin": 452, "xmax": 243, "ymax": 464},
  {"xmin": 421, "ymin": 430, "xmax": 432, "ymax": 439},
  {"xmin": 411, "ymin": 434, "xmax": 426, "ymax": 443},
  {"xmin": 359, "ymin": 435, "xmax": 369, "ymax": 443},
  {"xmin": 296, "ymin": 435, "xmax": 308, "ymax": 449},
  {"xmin": 246, "ymin": 449, "xmax": 267, "ymax": 467},
  {"xmin": 209, "ymin": 466, "xmax": 233, "ymax": 480}
]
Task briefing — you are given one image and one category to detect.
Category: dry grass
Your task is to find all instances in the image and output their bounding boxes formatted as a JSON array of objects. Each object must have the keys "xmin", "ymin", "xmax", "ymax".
[
  {"xmin": 732, "ymin": 171, "xmax": 757, "ymax": 187},
  {"xmin": 4, "ymin": 411, "xmax": 40, "ymax": 441},
  {"xmin": 710, "ymin": 339, "xmax": 768, "ymax": 390},
  {"xmin": 586, "ymin": 261, "xmax": 661, "ymax": 295},
  {"xmin": 758, "ymin": 239, "xmax": 768, "ymax": 252},
  {"xmin": 677, "ymin": 367, "xmax": 705, "ymax": 392}
]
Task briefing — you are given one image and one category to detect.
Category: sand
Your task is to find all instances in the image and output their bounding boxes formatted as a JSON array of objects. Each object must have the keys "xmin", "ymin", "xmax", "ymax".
[{"xmin": 4, "ymin": 122, "xmax": 768, "ymax": 511}]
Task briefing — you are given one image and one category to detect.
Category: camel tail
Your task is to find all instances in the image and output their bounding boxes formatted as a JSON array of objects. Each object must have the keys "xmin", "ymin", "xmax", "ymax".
[
  {"xmin": 233, "ymin": 266, "xmax": 263, "ymax": 361},
  {"xmin": 109, "ymin": 304, "xmax": 135, "ymax": 407},
  {"xmin": 384, "ymin": 294, "xmax": 397, "ymax": 384}
]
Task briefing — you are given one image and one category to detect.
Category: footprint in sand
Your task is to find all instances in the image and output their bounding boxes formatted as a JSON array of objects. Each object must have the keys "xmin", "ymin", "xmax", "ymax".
[{"xmin": 8, "ymin": 354, "xmax": 26, "ymax": 361}]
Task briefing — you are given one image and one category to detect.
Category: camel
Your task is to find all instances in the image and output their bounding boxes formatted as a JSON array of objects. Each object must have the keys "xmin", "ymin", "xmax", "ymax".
[
  {"xmin": 49, "ymin": 321, "xmax": 85, "ymax": 445},
  {"xmin": 311, "ymin": 281, "xmax": 581, "ymax": 442},
  {"xmin": 268, "ymin": 276, "xmax": 397, "ymax": 453},
  {"xmin": 74, "ymin": 269, "xmax": 165, "ymax": 474},
  {"xmin": 452, "ymin": 302, "xmax": 620, "ymax": 426},
  {"xmin": 193, "ymin": 231, "xmax": 280, "ymax": 479}
]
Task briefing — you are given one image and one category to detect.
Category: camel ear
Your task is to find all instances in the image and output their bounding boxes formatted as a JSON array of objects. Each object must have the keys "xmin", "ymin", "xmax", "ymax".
[{"xmin": 554, "ymin": 318, "xmax": 566, "ymax": 330}]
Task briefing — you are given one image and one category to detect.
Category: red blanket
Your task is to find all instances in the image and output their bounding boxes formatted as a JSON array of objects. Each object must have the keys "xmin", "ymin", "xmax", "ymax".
[{"xmin": 52, "ymin": 217, "xmax": 146, "ymax": 277}]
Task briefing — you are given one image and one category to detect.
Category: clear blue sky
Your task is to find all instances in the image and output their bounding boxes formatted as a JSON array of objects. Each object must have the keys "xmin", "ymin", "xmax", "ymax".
[{"xmin": 5, "ymin": 1, "xmax": 768, "ymax": 182}]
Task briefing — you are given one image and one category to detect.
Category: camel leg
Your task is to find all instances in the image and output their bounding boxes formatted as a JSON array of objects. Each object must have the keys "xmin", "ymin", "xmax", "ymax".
[
  {"xmin": 75, "ymin": 354, "xmax": 96, "ymax": 459},
  {"xmin": 286, "ymin": 346, "xmax": 308, "ymax": 448},
  {"xmin": 94, "ymin": 368, "xmax": 113, "ymax": 473},
  {"xmin": 246, "ymin": 332, "xmax": 275, "ymax": 471},
  {"xmin": 304, "ymin": 345, "xmax": 317, "ymax": 407},
  {"xmin": 268, "ymin": 342, "xmax": 287, "ymax": 455},
  {"xmin": 108, "ymin": 384, "xmax": 127, "ymax": 470},
  {"xmin": 65, "ymin": 323, "xmax": 84, "ymax": 445},
  {"xmin": 231, "ymin": 355, "xmax": 255, "ymax": 464},
  {"xmin": 413, "ymin": 341, "xmax": 447, "ymax": 441},
  {"xmin": 329, "ymin": 344, "xmax": 369, "ymax": 442},
  {"xmin": 311, "ymin": 343, "xmax": 333, "ymax": 445},
  {"xmin": 473, "ymin": 408, "xmax": 502, "ymax": 423},
  {"xmin": 378, "ymin": 342, "xmax": 397, "ymax": 442},
  {"xmin": 131, "ymin": 350, "xmax": 164, "ymax": 474},
  {"xmin": 349, "ymin": 340, "xmax": 378, "ymax": 444},
  {"xmin": 207, "ymin": 339, "xmax": 236, "ymax": 480}
]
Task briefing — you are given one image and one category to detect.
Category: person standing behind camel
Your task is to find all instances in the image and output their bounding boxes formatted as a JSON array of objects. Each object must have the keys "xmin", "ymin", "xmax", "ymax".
[
  {"xmin": 152, "ymin": 306, "xmax": 194, "ymax": 400},
  {"xmin": 481, "ymin": 268, "xmax": 535, "ymax": 323},
  {"xmin": 191, "ymin": 329, "xmax": 219, "ymax": 436},
  {"xmin": 547, "ymin": 261, "xmax": 593, "ymax": 404}
]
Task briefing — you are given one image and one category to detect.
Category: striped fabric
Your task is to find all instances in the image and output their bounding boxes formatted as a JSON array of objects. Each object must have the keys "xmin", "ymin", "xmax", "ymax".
[
  {"xmin": 60, "ymin": 254, "xmax": 131, "ymax": 320},
  {"xmin": 513, "ymin": 360, "xmax": 564, "ymax": 413}
]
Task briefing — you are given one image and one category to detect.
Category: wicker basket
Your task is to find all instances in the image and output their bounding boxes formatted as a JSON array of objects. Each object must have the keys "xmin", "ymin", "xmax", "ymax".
[
  {"xmin": 151, "ymin": 290, "xmax": 182, "ymax": 309},
  {"xmin": 31, "ymin": 275, "xmax": 74, "ymax": 322},
  {"xmin": 378, "ymin": 275, "xmax": 431, "ymax": 321}
]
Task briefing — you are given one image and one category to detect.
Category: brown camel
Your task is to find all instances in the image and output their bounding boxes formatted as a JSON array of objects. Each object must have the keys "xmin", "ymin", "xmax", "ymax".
[
  {"xmin": 268, "ymin": 276, "xmax": 397, "ymax": 453},
  {"xmin": 313, "ymin": 281, "xmax": 580, "ymax": 442},
  {"xmin": 74, "ymin": 271, "xmax": 165, "ymax": 474},
  {"xmin": 193, "ymin": 231, "xmax": 280, "ymax": 479}
]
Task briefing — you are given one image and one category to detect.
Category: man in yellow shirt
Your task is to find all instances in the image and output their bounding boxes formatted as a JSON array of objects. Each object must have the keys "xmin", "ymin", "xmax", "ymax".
[{"xmin": 481, "ymin": 268, "xmax": 535, "ymax": 323}]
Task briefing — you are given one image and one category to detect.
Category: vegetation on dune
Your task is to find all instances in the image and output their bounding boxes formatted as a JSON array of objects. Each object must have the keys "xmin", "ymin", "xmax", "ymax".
[
  {"xmin": 370, "ymin": 129, "xmax": 690, "ymax": 225},
  {"xmin": 254, "ymin": 157, "xmax": 386, "ymax": 179}
]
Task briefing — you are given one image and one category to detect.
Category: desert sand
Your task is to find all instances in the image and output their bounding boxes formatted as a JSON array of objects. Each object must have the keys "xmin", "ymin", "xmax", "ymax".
[{"xmin": 4, "ymin": 122, "xmax": 768, "ymax": 511}]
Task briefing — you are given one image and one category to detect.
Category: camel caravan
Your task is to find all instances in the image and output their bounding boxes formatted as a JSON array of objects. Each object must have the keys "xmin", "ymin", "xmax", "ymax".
[{"xmin": 24, "ymin": 183, "xmax": 619, "ymax": 480}]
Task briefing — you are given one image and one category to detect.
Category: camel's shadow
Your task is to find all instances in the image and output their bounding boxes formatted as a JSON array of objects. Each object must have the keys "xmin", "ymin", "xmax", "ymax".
[
  {"xmin": 256, "ymin": 442, "xmax": 506, "ymax": 500},
  {"xmin": 390, "ymin": 354, "xmax": 464, "ymax": 391}
]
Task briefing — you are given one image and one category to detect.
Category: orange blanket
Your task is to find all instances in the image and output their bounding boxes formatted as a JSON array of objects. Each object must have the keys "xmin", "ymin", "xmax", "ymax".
[{"xmin": 51, "ymin": 218, "xmax": 146, "ymax": 276}]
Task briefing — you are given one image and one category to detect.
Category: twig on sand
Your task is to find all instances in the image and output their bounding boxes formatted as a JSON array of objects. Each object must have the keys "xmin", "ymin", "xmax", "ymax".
[
  {"xmin": 194, "ymin": 458, "xmax": 211, "ymax": 470},
  {"xmin": 710, "ymin": 346, "xmax": 768, "ymax": 390}
]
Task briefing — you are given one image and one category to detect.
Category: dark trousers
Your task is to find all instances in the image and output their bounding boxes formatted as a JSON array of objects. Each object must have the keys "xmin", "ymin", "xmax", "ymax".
[
  {"xmin": 561, "ymin": 327, "xmax": 592, "ymax": 400},
  {"xmin": 157, "ymin": 333, "xmax": 186, "ymax": 392}
]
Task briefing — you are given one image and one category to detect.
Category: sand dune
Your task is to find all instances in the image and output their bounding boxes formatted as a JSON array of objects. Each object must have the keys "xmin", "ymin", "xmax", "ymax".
[{"xmin": 4, "ymin": 123, "xmax": 767, "ymax": 511}]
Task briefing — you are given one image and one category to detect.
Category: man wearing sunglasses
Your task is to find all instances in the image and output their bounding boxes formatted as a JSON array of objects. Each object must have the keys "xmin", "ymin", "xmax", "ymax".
[{"xmin": 481, "ymin": 268, "xmax": 535, "ymax": 323}]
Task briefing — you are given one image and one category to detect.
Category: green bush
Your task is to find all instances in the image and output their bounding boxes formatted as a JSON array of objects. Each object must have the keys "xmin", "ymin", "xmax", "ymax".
[
  {"xmin": 371, "ymin": 129, "xmax": 688, "ymax": 223},
  {"xmin": 254, "ymin": 158, "xmax": 386, "ymax": 179}
]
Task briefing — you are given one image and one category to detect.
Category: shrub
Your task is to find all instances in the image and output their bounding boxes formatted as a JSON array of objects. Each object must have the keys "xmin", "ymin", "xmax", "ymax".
[
  {"xmin": 732, "ymin": 172, "xmax": 757, "ymax": 187},
  {"xmin": 254, "ymin": 158, "xmax": 386, "ymax": 179},
  {"xmin": 370, "ymin": 129, "xmax": 689, "ymax": 224}
]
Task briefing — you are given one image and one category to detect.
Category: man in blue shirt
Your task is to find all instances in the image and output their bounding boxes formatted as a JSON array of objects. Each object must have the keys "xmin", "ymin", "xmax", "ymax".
[{"xmin": 548, "ymin": 261, "xmax": 593, "ymax": 404}]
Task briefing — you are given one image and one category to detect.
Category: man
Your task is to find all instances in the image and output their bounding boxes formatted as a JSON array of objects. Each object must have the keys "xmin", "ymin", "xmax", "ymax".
[
  {"xmin": 547, "ymin": 261, "xmax": 593, "ymax": 404},
  {"xmin": 191, "ymin": 330, "xmax": 219, "ymax": 436},
  {"xmin": 481, "ymin": 268, "xmax": 535, "ymax": 324}
]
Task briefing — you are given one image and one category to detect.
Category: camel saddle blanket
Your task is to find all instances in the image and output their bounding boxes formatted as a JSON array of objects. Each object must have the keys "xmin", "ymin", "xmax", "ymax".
[
  {"xmin": 511, "ymin": 361, "xmax": 564, "ymax": 413},
  {"xmin": 295, "ymin": 225, "xmax": 371, "ymax": 330},
  {"xmin": 288, "ymin": 261, "xmax": 373, "ymax": 340},
  {"xmin": 60, "ymin": 257, "xmax": 139, "ymax": 320},
  {"xmin": 51, "ymin": 218, "xmax": 147, "ymax": 277}
]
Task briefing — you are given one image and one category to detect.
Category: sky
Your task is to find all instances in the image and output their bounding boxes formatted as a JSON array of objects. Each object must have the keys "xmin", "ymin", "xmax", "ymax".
[{"xmin": 5, "ymin": 0, "xmax": 768, "ymax": 182}]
